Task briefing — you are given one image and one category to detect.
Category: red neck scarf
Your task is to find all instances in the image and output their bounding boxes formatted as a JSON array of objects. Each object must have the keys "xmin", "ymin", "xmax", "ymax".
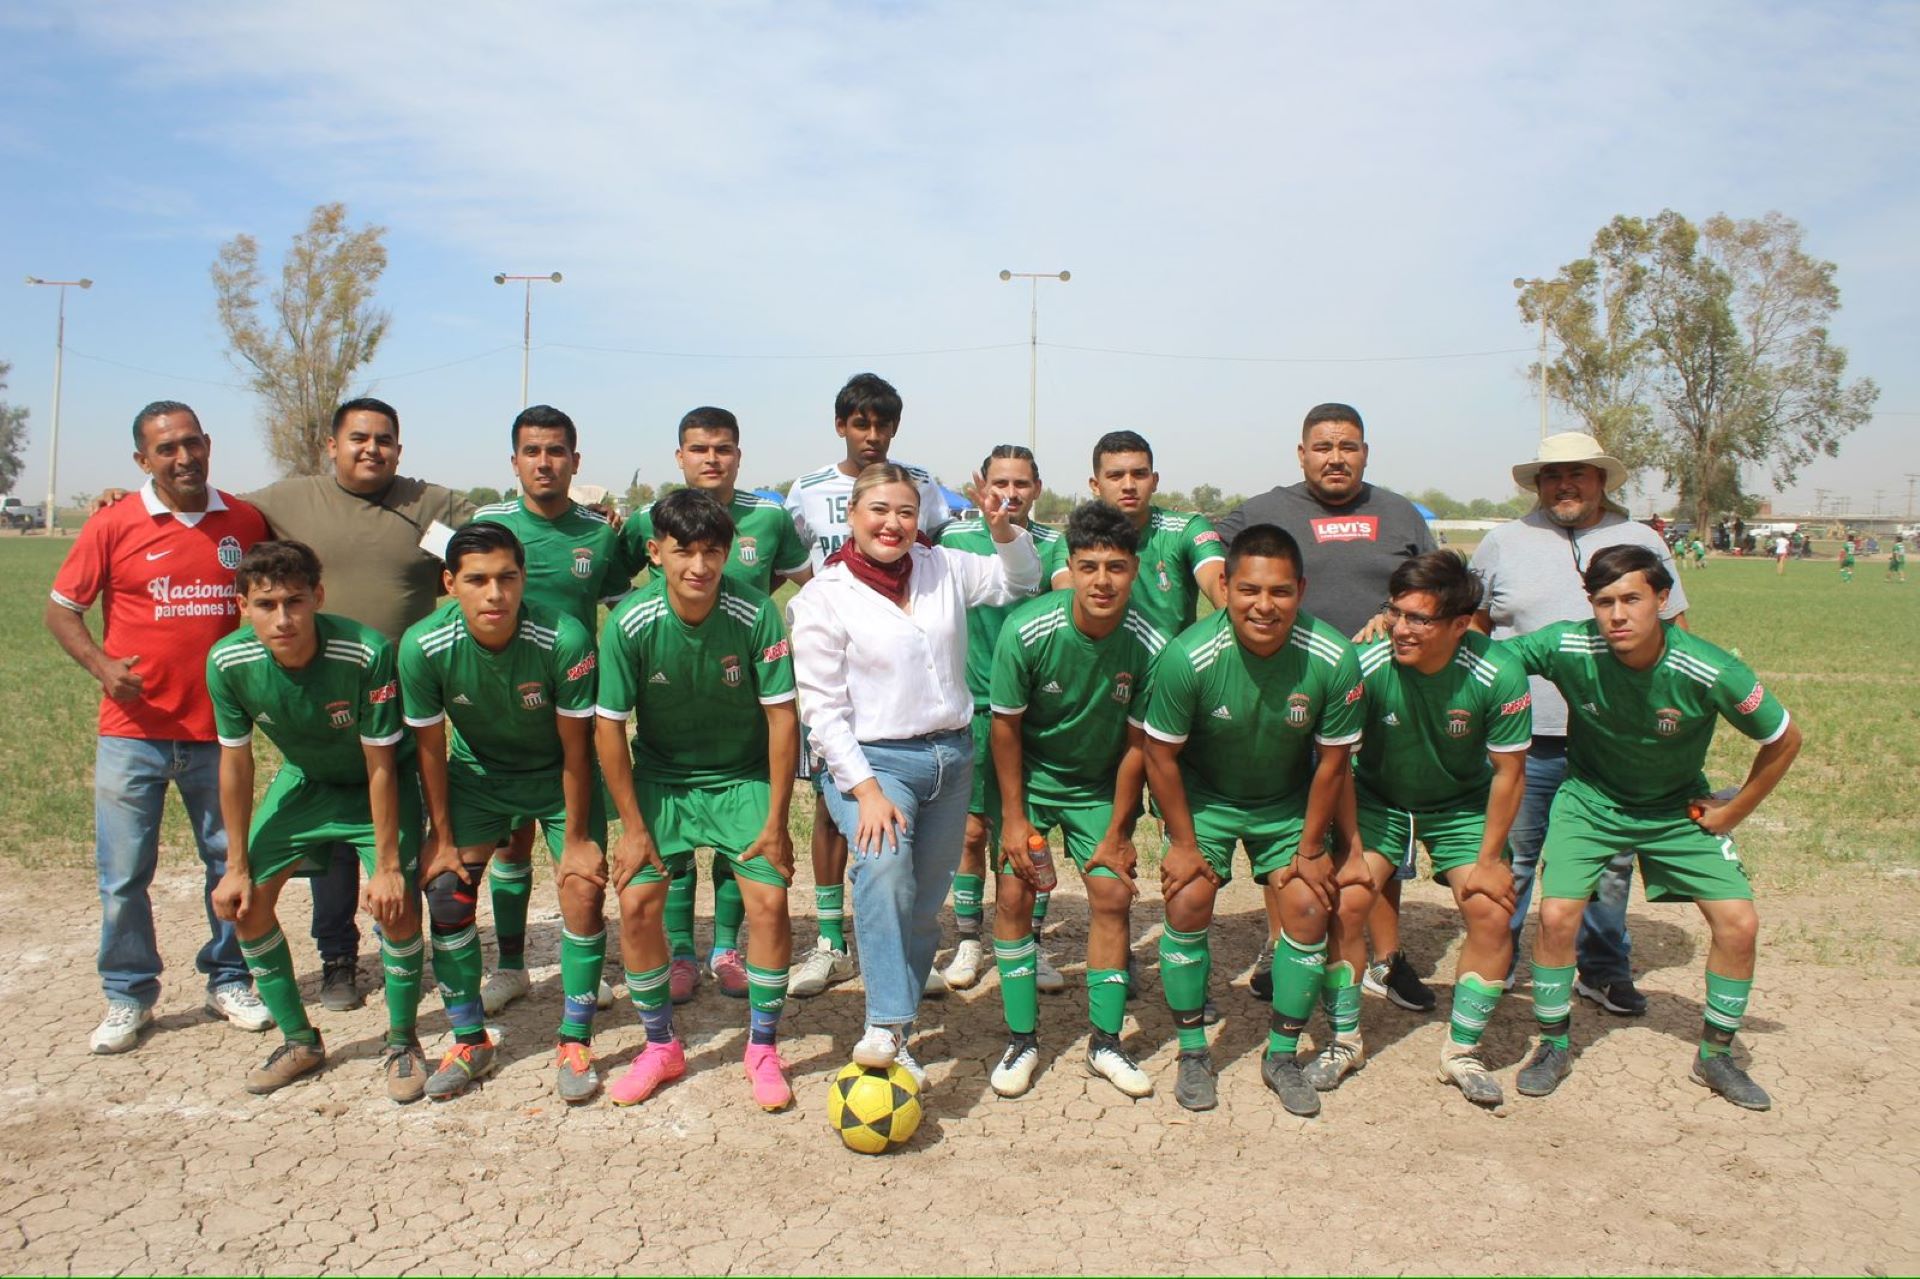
[{"xmin": 825, "ymin": 534, "xmax": 932, "ymax": 605}]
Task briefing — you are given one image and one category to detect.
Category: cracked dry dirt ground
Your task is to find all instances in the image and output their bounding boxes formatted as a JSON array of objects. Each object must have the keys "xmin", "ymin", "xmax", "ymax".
[{"xmin": 2, "ymin": 863, "xmax": 1916, "ymax": 1276}]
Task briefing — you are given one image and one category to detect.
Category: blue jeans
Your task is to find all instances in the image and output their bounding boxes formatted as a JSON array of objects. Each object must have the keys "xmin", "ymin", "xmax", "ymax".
[
  {"xmin": 94, "ymin": 736, "xmax": 249, "ymax": 1007},
  {"xmin": 1507, "ymin": 736, "xmax": 1635, "ymax": 985},
  {"xmin": 820, "ymin": 731, "xmax": 972, "ymax": 1027},
  {"xmin": 308, "ymin": 843, "xmax": 361, "ymax": 963}
]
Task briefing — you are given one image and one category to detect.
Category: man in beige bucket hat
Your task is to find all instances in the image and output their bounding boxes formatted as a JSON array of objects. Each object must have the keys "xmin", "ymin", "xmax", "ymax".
[{"xmin": 1468, "ymin": 432, "xmax": 1688, "ymax": 1015}]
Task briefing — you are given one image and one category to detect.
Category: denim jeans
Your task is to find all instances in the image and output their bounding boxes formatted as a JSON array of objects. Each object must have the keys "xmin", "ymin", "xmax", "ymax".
[
  {"xmin": 1507, "ymin": 736, "xmax": 1635, "ymax": 985},
  {"xmin": 820, "ymin": 731, "xmax": 972, "ymax": 1027},
  {"xmin": 93, "ymin": 736, "xmax": 249, "ymax": 1007},
  {"xmin": 307, "ymin": 843, "xmax": 362, "ymax": 962}
]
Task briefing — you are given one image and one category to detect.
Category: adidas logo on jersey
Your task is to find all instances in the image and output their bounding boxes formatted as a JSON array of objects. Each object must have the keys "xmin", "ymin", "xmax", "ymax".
[
  {"xmin": 452, "ymin": 694, "xmax": 473, "ymax": 705},
  {"xmin": 1211, "ymin": 705, "xmax": 1233, "ymax": 720},
  {"xmin": 1041, "ymin": 680, "xmax": 1064, "ymax": 694},
  {"xmin": 1381, "ymin": 712, "xmax": 1399, "ymax": 726},
  {"xmin": 649, "ymin": 672, "xmax": 671, "ymax": 684},
  {"xmin": 257, "ymin": 712, "xmax": 274, "ymax": 723}
]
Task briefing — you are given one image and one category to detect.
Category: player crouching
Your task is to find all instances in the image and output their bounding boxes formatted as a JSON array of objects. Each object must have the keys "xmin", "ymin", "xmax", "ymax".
[
  {"xmin": 1506, "ymin": 545, "xmax": 1801, "ymax": 1110},
  {"xmin": 208, "ymin": 542, "xmax": 427, "ymax": 1099},
  {"xmin": 1319, "ymin": 551, "xmax": 1530, "ymax": 1106},
  {"xmin": 595, "ymin": 490, "xmax": 803, "ymax": 1111}
]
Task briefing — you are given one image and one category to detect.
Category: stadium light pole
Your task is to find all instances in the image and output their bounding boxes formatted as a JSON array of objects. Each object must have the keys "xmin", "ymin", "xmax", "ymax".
[
  {"xmin": 1513, "ymin": 276, "xmax": 1555, "ymax": 441},
  {"xmin": 999, "ymin": 269, "xmax": 1070, "ymax": 451},
  {"xmin": 493, "ymin": 271, "xmax": 563, "ymax": 409},
  {"xmin": 25, "ymin": 275, "xmax": 92, "ymax": 532}
]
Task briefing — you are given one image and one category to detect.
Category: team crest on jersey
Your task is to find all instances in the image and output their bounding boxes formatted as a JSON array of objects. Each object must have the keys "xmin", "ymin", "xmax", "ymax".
[
  {"xmin": 216, "ymin": 535, "xmax": 243, "ymax": 570},
  {"xmin": 1155, "ymin": 560, "xmax": 1171, "ymax": 592},
  {"xmin": 1285, "ymin": 693, "xmax": 1312, "ymax": 729},
  {"xmin": 518, "ymin": 681, "xmax": 547, "ymax": 710},
  {"xmin": 326, "ymin": 700, "xmax": 354, "ymax": 729},
  {"xmin": 737, "ymin": 536, "xmax": 759, "ymax": 566},
  {"xmin": 571, "ymin": 547, "xmax": 594, "ymax": 579},
  {"xmin": 1446, "ymin": 708, "xmax": 1474, "ymax": 738},
  {"xmin": 721, "ymin": 655, "xmax": 742, "ymax": 688},
  {"xmin": 1654, "ymin": 707, "xmax": 1682, "ymax": 736},
  {"xmin": 1112, "ymin": 671, "xmax": 1134, "ymax": 704}
]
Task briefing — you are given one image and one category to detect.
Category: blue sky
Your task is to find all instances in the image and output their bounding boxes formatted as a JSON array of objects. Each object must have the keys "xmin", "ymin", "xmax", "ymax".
[{"xmin": 2, "ymin": 2, "xmax": 1915, "ymax": 515}]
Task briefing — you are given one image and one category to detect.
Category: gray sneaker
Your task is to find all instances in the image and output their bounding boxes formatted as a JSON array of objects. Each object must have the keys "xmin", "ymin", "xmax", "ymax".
[
  {"xmin": 425, "ymin": 1040, "xmax": 498, "ymax": 1101},
  {"xmin": 555, "ymin": 1040, "xmax": 601, "ymax": 1104},
  {"xmin": 1261, "ymin": 1052, "xmax": 1321, "ymax": 1116},
  {"xmin": 1302, "ymin": 1035, "xmax": 1365, "ymax": 1092},
  {"xmin": 1690, "ymin": 1054, "xmax": 1771, "ymax": 1111},
  {"xmin": 1174, "ymin": 1050, "xmax": 1217, "ymax": 1111},
  {"xmin": 321, "ymin": 956, "xmax": 364, "ymax": 1012},
  {"xmin": 1515, "ymin": 1039, "xmax": 1574, "ymax": 1097}
]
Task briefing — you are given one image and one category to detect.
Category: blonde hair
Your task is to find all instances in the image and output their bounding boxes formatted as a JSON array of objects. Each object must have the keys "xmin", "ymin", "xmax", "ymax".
[{"xmin": 849, "ymin": 462, "xmax": 919, "ymax": 507}]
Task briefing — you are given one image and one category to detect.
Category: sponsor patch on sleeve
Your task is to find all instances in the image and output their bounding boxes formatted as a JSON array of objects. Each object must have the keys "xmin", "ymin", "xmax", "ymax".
[
  {"xmin": 368, "ymin": 680, "xmax": 398, "ymax": 705},
  {"xmin": 1500, "ymin": 693, "xmax": 1532, "ymax": 716},
  {"xmin": 1736, "ymin": 682, "xmax": 1766, "ymax": 715},
  {"xmin": 566, "ymin": 654, "xmax": 597, "ymax": 682},
  {"xmin": 1193, "ymin": 529, "xmax": 1222, "ymax": 547},
  {"xmin": 1344, "ymin": 683, "xmax": 1365, "ymax": 704},
  {"xmin": 761, "ymin": 638, "xmax": 791, "ymax": 663}
]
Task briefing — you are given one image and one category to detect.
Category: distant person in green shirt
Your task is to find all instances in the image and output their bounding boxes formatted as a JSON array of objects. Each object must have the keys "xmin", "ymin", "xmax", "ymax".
[
  {"xmin": 617, "ymin": 407, "xmax": 811, "ymax": 1004},
  {"xmin": 1888, "ymin": 539, "xmax": 1907, "ymax": 582},
  {"xmin": 469, "ymin": 405, "xmax": 638, "ymax": 1016},
  {"xmin": 1503, "ymin": 545, "xmax": 1802, "ymax": 1111}
]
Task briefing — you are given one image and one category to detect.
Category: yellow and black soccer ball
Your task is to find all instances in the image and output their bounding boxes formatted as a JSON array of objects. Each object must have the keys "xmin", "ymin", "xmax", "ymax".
[{"xmin": 827, "ymin": 1061, "xmax": 922, "ymax": 1154}]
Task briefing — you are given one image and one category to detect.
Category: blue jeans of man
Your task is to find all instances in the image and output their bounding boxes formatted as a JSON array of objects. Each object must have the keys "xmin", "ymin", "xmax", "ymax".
[
  {"xmin": 820, "ymin": 731, "xmax": 972, "ymax": 1028},
  {"xmin": 307, "ymin": 843, "xmax": 361, "ymax": 963},
  {"xmin": 94, "ymin": 736, "xmax": 250, "ymax": 1008},
  {"xmin": 1507, "ymin": 735, "xmax": 1635, "ymax": 984}
]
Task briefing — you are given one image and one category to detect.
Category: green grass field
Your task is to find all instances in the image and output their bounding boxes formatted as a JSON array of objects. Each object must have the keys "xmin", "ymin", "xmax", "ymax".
[{"xmin": 6, "ymin": 536, "xmax": 1915, "ymax": 906}]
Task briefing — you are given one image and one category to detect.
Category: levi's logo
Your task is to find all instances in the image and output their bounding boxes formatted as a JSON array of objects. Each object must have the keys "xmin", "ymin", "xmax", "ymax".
[{"xmin": 1309, "ymin": 515, "xmax": 1380, "ymax": 543}]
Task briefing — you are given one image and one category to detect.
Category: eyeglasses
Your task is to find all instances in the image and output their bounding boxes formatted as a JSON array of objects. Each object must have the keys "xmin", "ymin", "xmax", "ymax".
[{"xmin": 1382, "ymin": 603, "xmax": 1457, "ymax": 632}]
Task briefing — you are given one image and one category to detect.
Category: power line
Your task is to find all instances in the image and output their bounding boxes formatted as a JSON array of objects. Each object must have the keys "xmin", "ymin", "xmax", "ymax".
[
  {"xmin": 1040, "ymin": 341, "xmax": 1538, "ymax": 365},
  {"xmin": 543, "ymin": 340, "xmax": 1026, "ymax": 361},
  {"xmin": 65, "ymin": 349, "xmax": 247, "ymax": 390}
]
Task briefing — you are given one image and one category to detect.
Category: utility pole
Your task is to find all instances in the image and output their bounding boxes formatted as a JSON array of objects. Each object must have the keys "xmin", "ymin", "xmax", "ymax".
[
  {"xmin": 998, "ymin": 269, "xmax": 1071, "ymax": 452},
  {"xmin": 492, "ymin": 271, "xmax": 563, "ymax": 409},
  {"xmin": 25, "ymin": 276, "xmax": 93, "ymax": 532},
  {"xmin": 1904, "ymin": 474, "xmax": 1918, "ymax": 518}
]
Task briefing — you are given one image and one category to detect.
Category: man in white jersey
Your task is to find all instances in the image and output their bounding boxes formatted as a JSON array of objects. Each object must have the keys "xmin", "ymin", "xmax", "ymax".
[{"xmin": 784, "ymin": 373, "xmax": 954, "ymax": 997}]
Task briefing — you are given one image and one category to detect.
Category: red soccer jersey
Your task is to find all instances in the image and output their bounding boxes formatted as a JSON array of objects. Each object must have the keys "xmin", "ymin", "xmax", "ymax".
[{"xmin": 50, "ymin": 483, "xmax": 269, "ymax": 741}]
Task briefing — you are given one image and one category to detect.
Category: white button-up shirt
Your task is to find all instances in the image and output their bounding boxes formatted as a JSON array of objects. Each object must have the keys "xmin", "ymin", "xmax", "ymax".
[{"xmin": 789, "ymin": 530, "xmax": 1041, "ymax": 792}]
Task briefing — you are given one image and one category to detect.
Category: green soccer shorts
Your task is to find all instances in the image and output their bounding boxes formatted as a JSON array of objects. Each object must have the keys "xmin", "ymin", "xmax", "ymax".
[
  {"xmin": 1188, "ymin": 795, "xmax": 1313, "ymax": 884},
  {"xmin": 992, "ymin": 796, "xmax": 1125, "ymax": 881},
  {"xmin": 448, "ymin": 764, "xmax": 608, "ymax": 858},
  {"xmin": 246, "ymin": 765, "xmax": 422, "ymax": 887},
  {"xmin": 1356, "ymin": 792, "xmax": 1493, "ymax": 883},
  {"xmin": 631, "ymin": 775, "xmax": 789, "ymax": 887},
  {"xmin": 1539, "ymin": 778, "xmax": 1752, "ymax": 904},
  {"xmin": 968, "ymin": 709, "xmax": 1003, "ymax": 819}
]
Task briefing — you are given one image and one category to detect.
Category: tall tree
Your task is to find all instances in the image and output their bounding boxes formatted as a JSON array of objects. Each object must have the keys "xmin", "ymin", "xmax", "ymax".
[
  {"xmin": 212, "ymin": 203, "xmax": 391, "ymax": 476},
  {"xmin": 1515, "ymin": 256, "xmax": 1658, "ymax": 471},
  {"xmin": 1521, "ymin": 210, "xmax": 1877, "ymax": 531},
  {"xmin": 0, "ymin": 360, "xmax": 27, "ymax": 496}
]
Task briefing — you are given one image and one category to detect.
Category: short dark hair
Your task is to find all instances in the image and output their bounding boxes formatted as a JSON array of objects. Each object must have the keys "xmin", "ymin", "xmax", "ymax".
[
  {"xmin": 512, "ymin": 404, "xmax": 577, "ymax": 451},
  {"xmin": 332, "ymin": 397, "xmax": 400, "ymax": 437},
  {"xmin": 1064, "ymin": 502, "xmax": 1138, "ymax": 557},
  {"xmin": 1387, "ymin": 549, "xmax": 1481, "ymax": 619},
  {"xmin": 981, "ymin": 443, "xmax": 1039, "ymax": 484},
  {"xmin": 1224, "ymin": 523, "xmax": 1304, "ymax": 580},
  {"xmin": 234, "ymin": 540, "xmax": 323, "ymax": 598},
  {"xmin": 835, "ymin": 373, "xmax": 902, "ymax": 425},
  {"xmin": 132, "ymin": 400, "xmax": 200, "ymax": 449},
  {"xmin": 678, "ymin": 406, "xmax": 740, "ymax": 444},
  {"xmin": 446, "ymin": 521, "xmax": 524, "ymax": 573},
  {"xmin": 1302, "ymin": 402, "xmax": 1364, "ymax": 439},
  {"xmin": 1583, "ymin": 544, "xmax": 1673, "ymax": 596},
  {"xmin": 648, "ymin": 487, "xmax": 735, "ymax": 551},
  {"xmin": 1092, "ymin": 430, "xmax": 1154, "ymax": 472}
]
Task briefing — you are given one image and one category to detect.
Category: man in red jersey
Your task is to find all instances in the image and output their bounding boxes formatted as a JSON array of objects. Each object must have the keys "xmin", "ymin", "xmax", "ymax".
[{"xmin": 46, "ymin": 401, "xmax": 275, "ymax": 1054}]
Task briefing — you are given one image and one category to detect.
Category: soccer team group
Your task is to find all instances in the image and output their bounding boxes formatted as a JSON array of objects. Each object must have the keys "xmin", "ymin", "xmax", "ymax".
[{"xmin": 49, "ymin": 374, "xmax": 1803, "ymax": 1123}]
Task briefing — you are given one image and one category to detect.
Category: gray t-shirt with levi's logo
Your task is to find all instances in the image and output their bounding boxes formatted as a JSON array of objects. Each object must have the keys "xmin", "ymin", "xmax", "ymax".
[{"xmin": 1215, "ymin": 481, "xmax": 1436, "ymax": 638}]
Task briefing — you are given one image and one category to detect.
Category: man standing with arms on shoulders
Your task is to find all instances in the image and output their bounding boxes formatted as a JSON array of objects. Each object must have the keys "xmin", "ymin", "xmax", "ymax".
[
  {"xmin": 1469, "ymin": 432, "xmax": 1688, "ymax": 1016},
  {"xmin": 1215, "ymin": 403, "xmax": 1437, "ymax": 1011},
  {"xmin": 783, "ymin": 373, "xmax": 953, "ymax": 999},
  {"xmin": 46, "ymin": 400, "xmax": 274, "ymax": 1053}
]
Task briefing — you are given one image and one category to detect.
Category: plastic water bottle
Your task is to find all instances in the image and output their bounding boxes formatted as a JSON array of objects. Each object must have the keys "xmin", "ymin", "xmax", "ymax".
[{"xmin": 1026, "ymin": 834, "xmax": 1057, "ymax": 892}]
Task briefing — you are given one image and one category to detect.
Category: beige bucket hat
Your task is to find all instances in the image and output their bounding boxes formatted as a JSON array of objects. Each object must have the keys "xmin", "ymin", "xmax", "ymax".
[{"xmin": 1512, "ymin": 432, "xmax": 1629, "ymax": 492}]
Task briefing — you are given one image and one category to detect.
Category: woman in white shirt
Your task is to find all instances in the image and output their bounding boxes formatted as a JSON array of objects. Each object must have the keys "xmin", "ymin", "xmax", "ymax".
[{"xmin": 789, "ymin": 463, "xmax": 1041, "ymax": 1084}]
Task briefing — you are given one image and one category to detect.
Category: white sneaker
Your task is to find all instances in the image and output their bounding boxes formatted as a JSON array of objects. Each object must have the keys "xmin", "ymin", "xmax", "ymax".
[
  {"xmin": 852, "ymin": 1024, "xmax": 900, "ymax": 1069},
  {"xmin": 206, "ymin": 984, "xmax": 274, "ymax": 1032},
  {"xmin": 1301, "ymin": 1034, "xmax": 1366, "ymax": 1091},
  {"xmin": 789, "ymin": 937, "xmax": 854, "ymax": 998},
  {"xmin": 1439, "ymin": 1039, "xmax": 1505, "ymax": 1106},
  {"xmin": 597, "ymin": 978, "xmax": 618, "ymax": 1009},
  {"xmin": 923, "ymin": 966, "xmax": 949, "ymax": 997},
  {"xmin": 989, "ymin": 1034, "xmax": 1040, "ymax": 1097},
  {"xmin": 90, "ymin": 1002, "xmax": 154, "ymax": 1054},
  {"xmin": 894, "ymin": 1040, "xmax": 929, "ymax": 1091},
  {"xmin": 1085, "ymin": 1033, "xmax": 1154, "ymax": 1098},
  {"xmin": 481, "ymin": 967, "xmax": 532, "ymax": 1015},
  {"xmin": 942, "ymin": 937, "xmax": 986, "ymax": 989},
  {"xmin": 1035, "ymin": 950, "xmax": 1066, "ymax": 994}
]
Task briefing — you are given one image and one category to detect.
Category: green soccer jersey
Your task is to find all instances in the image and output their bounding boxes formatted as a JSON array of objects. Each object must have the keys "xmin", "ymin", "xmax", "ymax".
[
  {"xmin": 470, "ymin": 498, "xmax": 638, "ymax": 633},
  {"xmin": 397, "ymin": 598, "xmax": 598, "ymax": 777},
  {"xmin": 1353, "ymin": 630, "xmax": 1533, "ymax": 812},
  {"xmin": 940, "ymin": 515, "xmax": 1067, "ymax": 705},
  {"xmin": 596, "ymin": 577, "xmax": 797, "ymax": 787},
  {"xmin": 1143, "ymin": 609, "xmax": 1364, "ymax": 808},
  {"xmin": 618, "ymin": 489, "xmax": 810, "ymax": 596},
  {"xmin": 1116, "ymin": 507, "xmax": 1226, "ymax": 637},
  {"xmin": 988, "ymin": 591, "xmax": 1170, "ymax": 804},
  {"xmin": 208, "ymin": 614, "xmax": 409, "ymax": 786},
  {"xmin": 1503, "ymin": 620, "xmax": 1790, "ymax": 811}
]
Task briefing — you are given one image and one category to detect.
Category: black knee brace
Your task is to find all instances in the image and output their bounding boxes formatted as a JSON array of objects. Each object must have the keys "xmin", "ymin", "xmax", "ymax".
[{"xmin": 426, "ymin": 868, "xmax": 482, "ymax": 932}]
